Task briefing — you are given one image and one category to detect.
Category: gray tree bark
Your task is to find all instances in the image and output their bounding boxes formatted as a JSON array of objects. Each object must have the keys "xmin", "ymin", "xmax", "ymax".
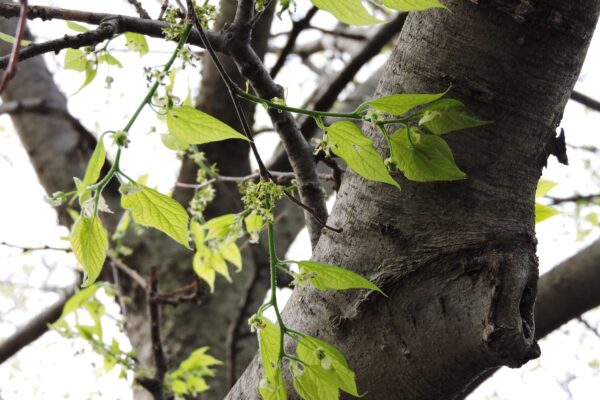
[{"xmin": 226, "ymin": 1, "xmax": 600, "ymax": 399}]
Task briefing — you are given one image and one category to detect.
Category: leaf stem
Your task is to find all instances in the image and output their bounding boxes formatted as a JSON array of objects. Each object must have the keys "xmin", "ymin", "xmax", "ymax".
[
  {"xmin": 123, "ymin": 23, "xmax": 192, "ymax": 133},
  {"xmin": 267, "ymin": 220, "xmax": 286, "ymax": 363}
]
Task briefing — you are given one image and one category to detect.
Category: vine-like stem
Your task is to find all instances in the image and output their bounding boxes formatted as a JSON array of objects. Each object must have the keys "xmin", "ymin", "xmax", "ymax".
[{"xmin": 267, "ymin": 220, "xmax": 286, "ymax": 363}]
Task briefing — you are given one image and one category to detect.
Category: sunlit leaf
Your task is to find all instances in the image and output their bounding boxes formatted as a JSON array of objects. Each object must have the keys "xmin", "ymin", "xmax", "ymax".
[
  {"xmin": 121, "ymin": 185, "xmax": 190, "ymax": 248},
  {"xmin": 70, "ymin": 216, "xmax": 108, "ymax": 287},
  {"xmin": 124, "ymin": 32, "xmax": 148, "ymax": 56},
  {"xmin": 359, "ymin": 90, "xmax": 447, "ymax": 115},
  {"xmin": 166, "ymin": 106, "xmax": 249, "ymax": 145},
  {"xmin": 293, "ymin": 260, "xmax": 384, "ymax": 295},
  {"xmin": 311, "ymin": 0, "xmax": 381, "ymax": 25},
  {"xmin": 327, "ymin": 121, "xmax": 399, "ymax": 188}
]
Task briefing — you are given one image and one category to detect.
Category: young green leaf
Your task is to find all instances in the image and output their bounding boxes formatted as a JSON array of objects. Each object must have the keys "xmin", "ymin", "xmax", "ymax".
[
  {"xmin": 326, "ymin": 121, "xmax": 400, "ymax": 189},
  {"xmin": 168, "ymin": 346, "xmax": 221, "ymax": 397},
  {"xmin": 417, "ymin": 98, "xmax": 490, "ymax": 135},
  {"xmin": 258, "ymin": 317, "xmax": 282, "ymax": 379},
  {"xmin": 219, "ymin": 241, "xmax": 242, "ymax": 271},
  {"xmin": 70, "ymin": 216, "xmax": 109, "ymax": 287},
  {"xmin": 64, "ymin": 48, "xmax": 88, "ymax": 72},
  {"xmin": 536, "ymin": 178, "xmax": 558, "ymax": 198},
  {"xmin": 75, "ymin": 138, "xmax": 106, "ymax": 199},
  {"xmin": 98, "ymin": 53, "xmax": 123, "ymax": 68},
  {"xmin": 124, "ymin": 32, "xmax": 149, "ymax": 57},
  {"xmin": 166, "ymin": 106, "xmax": 250, "ymax": 145},
  {"xmin": 244, "ymin": 212, "xmax": 264, "ymax": 243},
  {"xmin": 161, "ymin": 133, "xmax": 190, "ymax": 151},
  {"xmin": 259, "ymin": 366, "xmax": 287, "ymax": 400},
  {"xmin": 382, "ymin": 0, "xmax": 449, "ymax": 12},
  {"xmin": 311, "ymin": 0, "xmax": 381, "ymax": 25},
  {"xmin": 296, "ymin": 335, "xmax": 359, "ymax": 396},
  {"xmin": 66, "ymin": 21, "xmax": 90, "ymax": 33},
  {"xmin": 0, "ymin": 32, "xmax": 31, "ymax": 46},
  {"xmin": 59, "ymin": 284, "xmax": 101, "ymax": 319},
  {"xmin": 535, "ymin": 203, "xmax": 560, "ymax": 223},
  {"xmin": 293, "ymin": 260, "xmax": 384, "ymax": 295},
  {"xmin": 74, "ymin": 62, "xmax": 98, "ymax": 94},
  {"xmin": 121, "ymin": 185, "xmax": 190, "ymax": 248},
  {"xmin": 358, "ymin": 90, "xmax": 447, "ymax": 115},
  {"xmin": 193, "ymin": 251, "xmax": 217, "ymax": 292},
  {"xmin": 203, "ymin": 214, "xmax": 237, "ymax": 240},
  {"xmin": 292, "ymin": 363, "xmax": 339, "ymax": 400},
  {"xmin": 390, "ymin": 127, "xmax": 466, "ymax": 182}
]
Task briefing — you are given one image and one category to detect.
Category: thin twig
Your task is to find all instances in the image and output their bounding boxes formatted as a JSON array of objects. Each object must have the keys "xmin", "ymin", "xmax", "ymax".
[
  {"xmin": 175, "ymin": 171, "xmax": 337, "ymax": 190},
  {"xmin": 548, "ymin": 194, "xmax": 600, "ymax": 205},
  {"xmin": 0, "ymin": 18, "xmax": 120, "ymax": 70},
  {"xmin": 107, "ymin": 252, "xmax": 148, "ymax": 291},
  {"xmin": 158, "ymin": 0, "xmax": 169, "ymax": 20},
  {"xmin": 571, "ymin": 90, "xmax": 600, "ymax": 112},
  {"xmin": 126, "ymin": 0, "xmax": 151, "ymax": 19},
  {"xmin": 270, "ymin": 6, "xmax": 318, "ymax": 78},
  {"xmin": 0, "ymin": 0, "xmax": 27, "ymax": 94},
  {"xmin": 148, "ymin": 268, "xmax": 168, "ymax": 400}
]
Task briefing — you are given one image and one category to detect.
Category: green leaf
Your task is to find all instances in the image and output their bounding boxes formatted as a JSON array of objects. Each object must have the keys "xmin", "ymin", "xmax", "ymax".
[
  {"xmin": 294, "ymin": 260, "xmax": 384, "ymax": 295},
  {"xmin": 160, "ymin": 133, "xmax": 190, "ymax": 151},
  {"xmin": 219, "ymin": 241, "xmax": 242, "ymax": 271},
  {"xmin": 166, "ymin": 106, "xmax": 250, "ymax": 145},
  {"xmin": 244, "ymin": 212, "xmax": 264, "ymax": 243},
  {"xmin": 74, "ymin": 62, "xmax": 98, "ymax": 94},
  {"xmin": 64, "ymin": 48, "xmax": 88, "ymax": 72},
  {"xmin": 76, "ymin": 138, "xmax": 106, "ymax": 198},
  {"xmin": 259, "ymin": 366, "xmax": 287, "ymax": 400},
  {"xmin": 0, "ymin": 32, "xmax": 31, "ymax": 46},
  {"xmin": 535, "ymin": 203, "xmax": 559, "ymax": 223},
  {"xmin": 359, "ymin": 90, "xmax": 447, "ymax": 115},
  {"xmin": 327, "ymin": 121, "xmax": 399, "ymax": 188},
  {"xmin": 292, "ymin": 363, "xmax": 339, "ymax": 400},
  {"xmin": 311, "ymin": 0, "xmax": 381, "ymax": 25},
  {"xmin": 203, "ymin": 214, "xmax": 236, "ymax": 240},
  {"xmin": 296, "ymin": 335, "xmax": 359, "ymax": 396},
  {"xmin": 382, "ymin": 0, "xmax": 449, "ymax": 11},
  {"xmin": 390, "ymin": 127, "xmax": 466, "ymax": 182},
  {"xmin": 258, "ymin": 318, "xmax": 281, "ymax": 379},
  {"xmin": 536, "ymin": 178, "xmax": 558, "ymax": 198},
  {"xmin": 124, "ymin": 32, "xmax": 148, "ymax": 56},
  {"xmin": 98, "ymin": 52, "xmax": 123, "ymax": 68},
  {"xmin": 66, "ymin": 21, "xmax": 90, "ymax": 33},
  {"xmin": 121, "ymin": 185, "xmax": 190, "ymax": 248},
  {"xmin": 193, "ymin": 251, "xmax": 216, "ymax": 292},
  {"xmin": 70, "ymin": 216, "xmax": 109, "ymax": 287},
  {"xmin": 58, "ymin": 284, "xmax": 101, "ymax": 319},
  {"xmin": 418, "ymin": 98, "xmax": 490, "ymax": 135}
]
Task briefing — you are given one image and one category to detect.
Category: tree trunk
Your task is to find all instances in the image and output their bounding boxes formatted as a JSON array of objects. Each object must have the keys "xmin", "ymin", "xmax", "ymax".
[{"xmin": 226, "ymin": 1, "xmax": 600, "ymax": 399}]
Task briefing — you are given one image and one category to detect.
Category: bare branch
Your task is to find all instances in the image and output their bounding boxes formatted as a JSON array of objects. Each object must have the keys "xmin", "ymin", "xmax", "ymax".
[
  {"xmin": 270, "ymin": 6, "xmax": 318, "ymax": 78},
  {"xmin": 0, "ymin": 3, "xmax": 224, "ymax": 56},
  {"xmin": 0, "ymin": 0, "xmax": 27, "ymax": 93},
  {"xmin": 126, "ymin": 0, "xmax": 151, "ymax": 19},
  {"xmin": 147, "ymin": 268, "xmax": 168, "ymax": 400},
  {"xmin": 571, "ymin": 90, "xmax": 600, "ymax": 112},
  {"xmin": 0, "ymin": 284, "xmax": 76, "ymax": 364}
]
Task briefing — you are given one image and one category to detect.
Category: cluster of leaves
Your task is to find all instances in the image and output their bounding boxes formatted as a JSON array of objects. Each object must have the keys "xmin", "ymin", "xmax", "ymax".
[
  {"xmin": 51, "ymin": 284, "xmax": 137, "ymax": 378},
  {"xmin": 64, "ymin": 21, "xmax": 148, "ymax": 92},
  {"xmin": 316, "ymin": 91, "xmax": 489, "ymax": 189},
  {"xmin": 166, "ymin": 347, "xmax": 222, "ymax": 398},
  {"xmin": 535, "ymin": 178, "xmax": 560, "ymax": 223}
]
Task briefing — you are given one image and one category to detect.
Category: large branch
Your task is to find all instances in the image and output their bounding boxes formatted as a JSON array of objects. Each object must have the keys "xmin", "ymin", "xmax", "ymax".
[
  {"xmin": 0, "ymin": 286, "xmax": 75, "ymax": 363},
  {"xmin": 0, "ymin": 2, "xmax": 223, "ymax": 58},
  {"xmin": 223, "ymin": 1, "xmax": 328, "ymax": 248}
]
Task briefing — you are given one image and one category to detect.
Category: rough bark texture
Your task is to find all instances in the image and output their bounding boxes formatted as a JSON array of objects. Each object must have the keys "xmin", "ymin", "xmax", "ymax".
[{"xmin": 226, "ymin": 1, "xmax": 600, "ymax": 399}]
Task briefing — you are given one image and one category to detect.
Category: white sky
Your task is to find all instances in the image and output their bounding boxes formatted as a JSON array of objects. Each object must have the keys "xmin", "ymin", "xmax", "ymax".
[{"xmin": 0, "ymin": 1, "xmax": 599, "ymax": 399}]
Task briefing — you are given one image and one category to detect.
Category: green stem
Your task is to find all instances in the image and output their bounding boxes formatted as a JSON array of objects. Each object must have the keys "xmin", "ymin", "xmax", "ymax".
[
  {"xmin": 267, "ymin": 221, "xmax": 286, "ymax": 362},
  {"xmin": 123, "ymin": 24, "xmax": 193, "ymax": 133},
  {"xmin": 237, "ymin": 90, "xmax": 364, "ymax": 120}
]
